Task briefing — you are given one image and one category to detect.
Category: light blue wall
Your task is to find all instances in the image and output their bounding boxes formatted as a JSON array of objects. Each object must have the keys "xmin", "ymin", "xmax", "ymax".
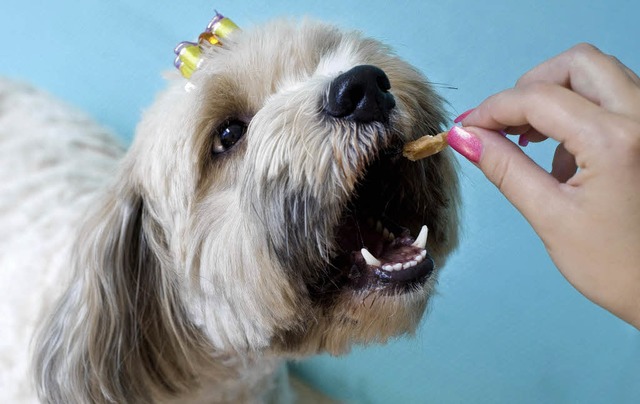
[{"xmin": 2, "ymin": 1, "xmax": 638, "ymax": 403}]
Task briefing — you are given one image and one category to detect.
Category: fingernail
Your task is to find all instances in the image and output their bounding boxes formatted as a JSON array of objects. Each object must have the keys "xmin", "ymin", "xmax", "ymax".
[
  {"xmin": 453, "ymin": 108, "xmax": 475, "ymax": 123},
  {"xmin": 447, "ymin": 126, "xmax": 483, "ymax": 163},
  {"xmin": 499, "ymin": 130, "xmax": 508, "ymax": 137},
  {"xmin": 518, "ymin": 134, "xmax": 529, "ymax": 147}
]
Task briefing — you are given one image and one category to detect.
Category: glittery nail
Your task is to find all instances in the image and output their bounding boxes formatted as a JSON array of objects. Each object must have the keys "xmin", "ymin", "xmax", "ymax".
[{"xmin": 447, "ymin": 126, "xmax": 483, "ymax": 163}]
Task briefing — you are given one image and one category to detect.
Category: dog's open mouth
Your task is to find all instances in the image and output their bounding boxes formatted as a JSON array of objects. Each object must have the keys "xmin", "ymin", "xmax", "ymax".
[{"xmin": 330, "ymin": 149, "xmax": 435, "ymax": 294}]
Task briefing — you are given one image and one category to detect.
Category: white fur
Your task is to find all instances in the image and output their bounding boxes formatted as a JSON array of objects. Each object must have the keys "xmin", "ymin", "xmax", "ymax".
[
  {"xmin": 0, "ymin": 19, "xmax": 459, "ymax": 403},
  {"xmin": 0, "ymin": 78, "xmax": 124, "ymax": 401}
]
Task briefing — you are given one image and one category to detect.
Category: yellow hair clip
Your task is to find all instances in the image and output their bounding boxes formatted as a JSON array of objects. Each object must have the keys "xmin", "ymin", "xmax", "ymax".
[{"xmin": 174, "ymin": 11, "xmax": 240, "ymax": 79}]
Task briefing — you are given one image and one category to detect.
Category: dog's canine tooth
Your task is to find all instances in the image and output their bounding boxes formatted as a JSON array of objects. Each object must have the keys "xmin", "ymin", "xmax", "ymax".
[
  {"xmin": 412, "ymin": 225, "xmax": 429, "ymax": 249},
  {"xmin": 361, "ymin": 248, "xmax": 382, "ymax": 267}
]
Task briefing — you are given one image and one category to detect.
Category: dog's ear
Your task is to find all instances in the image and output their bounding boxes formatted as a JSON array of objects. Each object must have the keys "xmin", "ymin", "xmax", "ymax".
[{"xmin": 33, "ymin": 182, "xmax": 210, "ymax": 403}]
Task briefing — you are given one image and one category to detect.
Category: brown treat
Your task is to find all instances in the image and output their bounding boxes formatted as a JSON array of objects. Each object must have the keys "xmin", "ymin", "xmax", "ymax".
[{"xmin": 402, "ymin": 131, "xmax": 449, "ymax": 161}]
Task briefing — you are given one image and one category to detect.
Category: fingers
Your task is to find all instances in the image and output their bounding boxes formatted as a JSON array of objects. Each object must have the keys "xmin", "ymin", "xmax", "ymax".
[
  {"xmin": 449, "ymin": 43, "xmax": 640, "ymax": 236},
  {"xmin": 447, "ymin": 126, "xmax": 565, "ymax": 229},
  {"xmin": 460, "ymin": 83, "xmax": 607, "ymax": 158},
  {"xmin": 459, "ymin": 44, "xmax": 640, "ymax": 151},
  {"xmin": 515, "ymin": 43, "xmax": 640, "ymax": 117}
]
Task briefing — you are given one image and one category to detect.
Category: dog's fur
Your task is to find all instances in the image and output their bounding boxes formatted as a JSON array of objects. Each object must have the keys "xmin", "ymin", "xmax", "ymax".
[{"xmin": 0, "ymin": 19, "xmax": 459, "ymax": 403}]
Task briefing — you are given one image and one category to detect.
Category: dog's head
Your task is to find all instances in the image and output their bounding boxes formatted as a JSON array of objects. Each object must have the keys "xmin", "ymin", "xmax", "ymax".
[
  {"xmin": 126, "ymin": 19, "xmax": 460, "ymax": 355},
  {"xmin": 126, "ymin": 19, "xmax": 461, "ymax": 355},
  {"xmin": 36, "ymin": 17, "xmax": 460, "ymax": 403}
]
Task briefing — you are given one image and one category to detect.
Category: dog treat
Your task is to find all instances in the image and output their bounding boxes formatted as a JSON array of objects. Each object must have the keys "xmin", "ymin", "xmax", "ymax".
[{"xmin": 402, "ymin": 131, "xmax": 449, "ymax": 161}]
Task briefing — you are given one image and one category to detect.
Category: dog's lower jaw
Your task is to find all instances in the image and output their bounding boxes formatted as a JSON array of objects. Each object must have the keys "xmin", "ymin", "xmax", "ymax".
[{"xmin": 271, "ymin": 283, "xmax": 431, "ymax": 357}]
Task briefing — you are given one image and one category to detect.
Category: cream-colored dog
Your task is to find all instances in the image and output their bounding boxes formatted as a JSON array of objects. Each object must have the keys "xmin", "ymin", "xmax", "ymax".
[{"xmin": 0, "ymin": 18, "xmax": 459, "ymax": 403}]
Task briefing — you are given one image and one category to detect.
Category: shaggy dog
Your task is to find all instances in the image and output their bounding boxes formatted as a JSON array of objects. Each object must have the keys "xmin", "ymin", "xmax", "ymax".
[{"xmin": 0, "ymin": 18, "xmax": 459, "ymax": 403}]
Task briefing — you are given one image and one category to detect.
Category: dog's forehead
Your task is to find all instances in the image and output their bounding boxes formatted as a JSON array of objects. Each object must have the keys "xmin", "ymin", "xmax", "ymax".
[{"xmin": 198, "ymin": 20, "xmax": 381, "ymax": 98}]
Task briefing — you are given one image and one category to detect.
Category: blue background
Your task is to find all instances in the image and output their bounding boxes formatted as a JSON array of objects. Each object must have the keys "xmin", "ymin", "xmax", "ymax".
[{"xmin": 2, "ymin": 1, "xmax": 639, "ymax": 403}]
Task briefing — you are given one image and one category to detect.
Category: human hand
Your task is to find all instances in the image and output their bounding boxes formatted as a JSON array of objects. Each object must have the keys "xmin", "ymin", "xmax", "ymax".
[{"xmin": 448, "ymin": 43, "xmax": 640, "ymax": 329}]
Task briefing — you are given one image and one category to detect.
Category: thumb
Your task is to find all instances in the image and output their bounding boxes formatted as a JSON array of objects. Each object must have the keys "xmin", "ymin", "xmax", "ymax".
[{"xmin": 447, "ymin": 125, "xmax": 565, "ymax": 230}]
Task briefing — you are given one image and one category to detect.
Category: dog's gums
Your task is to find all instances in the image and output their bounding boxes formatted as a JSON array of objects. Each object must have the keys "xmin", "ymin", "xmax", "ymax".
[
  {"xmin": 336, "ymin": 217, "xmax": 434, "ymax": 292},
  {"xmin": 331, "ymin": 177, "xmax": 435, "ymax": 293}
]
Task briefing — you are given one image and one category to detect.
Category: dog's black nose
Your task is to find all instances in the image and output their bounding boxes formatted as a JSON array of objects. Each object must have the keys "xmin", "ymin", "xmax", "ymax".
[{"xmin": 325, "ymin": 65, "xmax": 396, "ymax": 123}]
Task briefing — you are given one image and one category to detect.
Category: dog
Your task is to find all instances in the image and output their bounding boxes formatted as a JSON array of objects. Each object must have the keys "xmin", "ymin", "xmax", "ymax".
[{"xmin": 0, "ymin": 16, "xmax": 460, "ymax": 403}]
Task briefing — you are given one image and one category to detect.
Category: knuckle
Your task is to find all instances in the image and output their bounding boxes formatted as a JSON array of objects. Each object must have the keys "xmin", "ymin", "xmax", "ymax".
[
  {"xmin": 515, "ymin": 71, "xmax": 533, "ymax": 88},
  {"xmin": 515, "ymin": 64, "xmax": 536, "ymax": 87},
  {"xmin": 569, "ymin": 43, "xmax": 605, "ymax": 70},
  {"xmin": 570, "ymin": 42, "xmax": 602, "ymax": 57},
  {"xmin": 620, "ymin": 121, "xmax": 640, "ymax": 154},
  {"xmin": 606, "ymin": 54, "xmax": 623, "ymax": 66},
  {"xmin": 475, "ymin": 91, "xmax": 504, "ymax": 122},
  {"xmin": 482, "ymin": 92, "xmax": 501, "ymax": 113}
]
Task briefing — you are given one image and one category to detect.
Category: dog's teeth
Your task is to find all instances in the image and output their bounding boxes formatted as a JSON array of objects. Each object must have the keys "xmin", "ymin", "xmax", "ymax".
[
  {"xmin": 414, "ymin": 253, "xmax": 423, "ymax": 263},
  {"xmin": 376, "ymin": 221, "xmax": 383, "ymax": 233},
  {"xmin": 392, "ymin": 263, "xmax": 403, "ymax": 271},
  {"xmin": 361, "ymin": 248, "xmax": 382, "ymax": 267},
  {"xmin": 382, "ymin": 264, "xmax": 393, "ymax": 271},
  {"xmin": 412, "ymin": 225, "xmax": 428, "ymax": 249},
  {"xmin": 389, "ymin": 232, "xmax": 395, "ymax": 240},
  {"xmin": 383, "ymin": 228, "xmax": 390, "ymax": 239},
  {"xmin": 402, "ymin": 262, "xmax": 412, "ymax": 269}
]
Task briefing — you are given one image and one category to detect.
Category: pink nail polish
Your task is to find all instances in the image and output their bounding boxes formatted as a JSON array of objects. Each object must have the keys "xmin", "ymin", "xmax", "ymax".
[
  {"xmin": 518, "ymin": 134, "xmax": 529, "ymax": 147},
  {"xmin": 453, "ymin": 108, "xmax": 475, "ymax": 123},
  {"xmin": 447, "ymin": 126, "xmax": 483, "ymax": 163}
]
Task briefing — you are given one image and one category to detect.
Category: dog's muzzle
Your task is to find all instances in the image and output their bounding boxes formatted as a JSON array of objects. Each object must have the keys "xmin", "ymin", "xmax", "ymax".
[{"xmin": 325, "ymin": 65, "xmax": 396, "ymax": 123}]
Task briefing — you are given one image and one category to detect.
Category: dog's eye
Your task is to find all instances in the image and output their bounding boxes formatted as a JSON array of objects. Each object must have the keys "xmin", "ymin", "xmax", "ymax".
[{"xmin": 212, "ymin": 120, "xmax": 247, "ymax": 154}]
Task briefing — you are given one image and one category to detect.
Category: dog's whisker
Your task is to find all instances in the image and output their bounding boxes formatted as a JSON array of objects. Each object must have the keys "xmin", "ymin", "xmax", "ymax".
[{"xmin": 425, "ymin": 81, "xmax": 458, "ymax": 90}]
